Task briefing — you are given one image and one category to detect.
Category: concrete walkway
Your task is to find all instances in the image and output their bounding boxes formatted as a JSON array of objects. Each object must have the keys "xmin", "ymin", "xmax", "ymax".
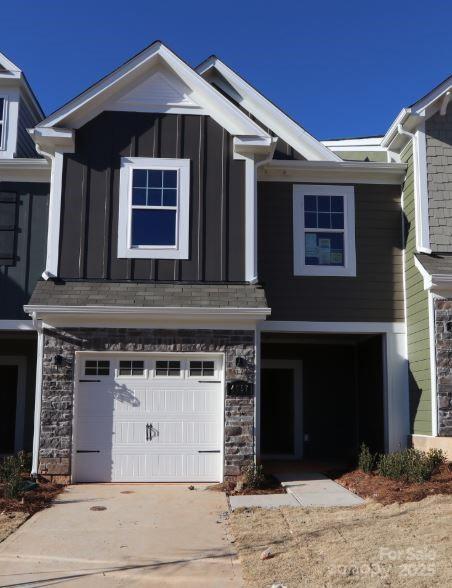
[
  {"xmin": 0, "ymin": 484, "xmax": 242, "ymax": 587},
  {"xmin": 277, "ymin": 471, "xmax": 365, "ymax": 507},
  {"xmin": 229, "ymin": 472, "xmax": 365, "ymax": 510}
]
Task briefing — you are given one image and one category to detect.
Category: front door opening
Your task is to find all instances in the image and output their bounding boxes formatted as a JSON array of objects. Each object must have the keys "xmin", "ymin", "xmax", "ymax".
[
  {"xmin": 261, "ymin": 360, "xmax": 302, "ymax": 459},
  {"xmin": 260, "ymin": 333, "xmax": 385, "ymax": 462},
  {"xmin": 0, "ymin": 365, "xmax": 18, "ymax": 454}
]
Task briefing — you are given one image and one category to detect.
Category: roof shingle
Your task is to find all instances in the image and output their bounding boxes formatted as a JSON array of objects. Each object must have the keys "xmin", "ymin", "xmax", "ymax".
[{"xmin": 28, "ymin": 280, "xmax": 269, "ymax": 309}]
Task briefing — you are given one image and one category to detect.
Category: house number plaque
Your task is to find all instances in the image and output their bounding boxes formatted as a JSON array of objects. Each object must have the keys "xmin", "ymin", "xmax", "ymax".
[{"xmin": 227, "ymin": 380, "xmax": 254, "ymax": 396}]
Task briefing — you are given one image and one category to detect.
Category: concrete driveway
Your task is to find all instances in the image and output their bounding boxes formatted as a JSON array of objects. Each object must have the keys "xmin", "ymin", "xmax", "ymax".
[{"xmin": 0, "ymin": 484, "xmax": 242, "ymax": 587}]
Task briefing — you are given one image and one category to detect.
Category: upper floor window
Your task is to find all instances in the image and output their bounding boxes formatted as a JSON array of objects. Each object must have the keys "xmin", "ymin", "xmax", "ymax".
[
  {"xmin": 0, "ymin": 98, "xmax": 5, "ymax": 150},
  {"xmin": 118, "ymin": 157, "xmax": 190, "ymax": 259},
  {"xmin": 293, "ymin": 185, "xmax": 356, "ymax": 277}
]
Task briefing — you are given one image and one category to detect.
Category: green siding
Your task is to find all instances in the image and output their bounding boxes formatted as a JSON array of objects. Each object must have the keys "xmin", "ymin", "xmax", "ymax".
[
  {"xmin": 336, "ymin": 150, "xmax": 387, "ymax": 162},
  {"xmin": 402, "ymin": 143, "xmax": 432, "ymax": 435}
]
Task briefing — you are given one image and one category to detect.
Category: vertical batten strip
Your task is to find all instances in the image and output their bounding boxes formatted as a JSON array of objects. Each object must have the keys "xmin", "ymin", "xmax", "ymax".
[{"xmin": 78, "ymin": 166, "xmax": 87, "ymax": 279}]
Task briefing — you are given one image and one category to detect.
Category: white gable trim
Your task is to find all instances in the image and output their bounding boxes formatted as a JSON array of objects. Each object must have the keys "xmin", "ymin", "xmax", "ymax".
[
  {"xmin": 0, "ymin": 52, "xmax": 21, "ymax": 78},
  {"xmin": 196, "ymin": 56, "xmax": 341, "ymax": 162},
  {"xmin": 36, "ymin": 42, "xmax": 269, "ymax": 142}
]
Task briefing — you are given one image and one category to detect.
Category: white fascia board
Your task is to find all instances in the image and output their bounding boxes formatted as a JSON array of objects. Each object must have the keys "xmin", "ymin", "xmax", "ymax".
[
  {"xmin": 0, "ymin": 158, "xmax": 50, "ymax": 183},
  {"xmin": 36, "ymin": 43, "xmax": 269, "ymax": 142},
  {"xmin": 414, "ymin": 256, "xmax": 452, "ymax": 294},
  {"xmin": 259, "ymin": 321, "xmax": 406, "ymax": 334},
  {"xmin": 0, "ymin": 52, "xmax": 22, "ymax": 77},
  {"xmin": 322, "ymin": 137, "xmax": 385, "ymax": 151},
  {"xmin": 29, "ymin": 127, "xmax": 75, "ymax": 155},
  {"xmin": 196, "ymin": 57, "xmax": 341, "ymax": 162},
  {"xmin": 259, "ymin": 160, "xmax": 406, "ymax": 185},
  {"xmin": 24, "ymin": 305, "xmax": 271, "ymax": 318},
  {"xmin": 411, "ymin": 77, "xmax": 452, "ymax": 116}
]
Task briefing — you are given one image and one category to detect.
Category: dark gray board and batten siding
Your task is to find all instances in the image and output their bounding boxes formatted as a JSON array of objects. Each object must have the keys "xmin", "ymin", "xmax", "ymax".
[
  {"xmin": 258, "ymin": 182, "xmax": 404, "ymax": 322},
  {"xmin": 58, "ymin": 112, "xmax": 245, "ymax": 282},
  {"xmin": 0, "ymin": 182, "xmax": 49, "ymax": 319}
]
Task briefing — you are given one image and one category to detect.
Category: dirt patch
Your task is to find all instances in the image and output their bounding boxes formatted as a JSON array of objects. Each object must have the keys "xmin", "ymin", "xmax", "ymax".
[
  {"xmin": 230, "ymin": 495, "xmax": 452, "ymax": 587},
  {"xmin": 0, "ymin": 478, "xmax": 63, "ymax": 515},
  {"xmin": 0, "ymin": 511, "xmax": 29, "ymax": 543},
  {"xmin": 208, "ymin": 475, "xmax": 285, "ymax": 495},
  {"xmin": 335, "ymin": 463, "xmax": 452, "ymax": 505}
]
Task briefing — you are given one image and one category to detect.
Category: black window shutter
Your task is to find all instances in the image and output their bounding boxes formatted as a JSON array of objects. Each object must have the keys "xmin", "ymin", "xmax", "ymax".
[{"xmin": 0, "ymin": 192, "xmax": 19, "ymax": 265}]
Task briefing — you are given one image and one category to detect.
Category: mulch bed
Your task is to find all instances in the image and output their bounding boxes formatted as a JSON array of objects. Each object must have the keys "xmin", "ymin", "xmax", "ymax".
[
  {"xmin": 0, "ymin": 478, "xmax": 63, "ymax": 515},
  {"xmin": 208, "ymin": 474, "xmax": 285, "ymax": 495},
  {"xmin": 335, "ymin": 462, "xmax": 452, "ymax": 505}
]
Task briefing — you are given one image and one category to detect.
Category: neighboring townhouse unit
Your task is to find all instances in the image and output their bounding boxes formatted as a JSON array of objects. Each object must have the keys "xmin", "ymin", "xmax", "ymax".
[
  {"xmin": 0, "ymin": 52, "xmax": 50, "ymax": 456},
  {"xmin": 382, "ymin": 78, "xmax": 452, "ymax": 456},
  {"xmin": 1, "ymin": 40, "xmax": 450, "ymax": 483}
]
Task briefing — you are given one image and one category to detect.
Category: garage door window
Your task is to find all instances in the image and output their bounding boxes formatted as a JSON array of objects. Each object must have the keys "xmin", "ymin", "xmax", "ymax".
[
  {"xmin": 118, "ymin": 360, "xmax": 145, "ymax": 376},
  {"xmin": 189, "ymin": 360, "xmax": 215, "ymax": 377},
  {"xmin": 85, "ymin": 360, "xmax": 110, "ymax": 376},
  {"xmin": 155, "ymin": 360, "xmax": 181, "ymax": 377}
]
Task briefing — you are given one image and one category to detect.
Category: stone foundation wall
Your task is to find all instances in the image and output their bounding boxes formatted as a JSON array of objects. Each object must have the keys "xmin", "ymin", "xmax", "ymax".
[
  {"xmin": 434, "ymin": 299, "xmax": 452, "ymax": 436},
  {"xmin": 39, "ymin": 328, "xmax": 256, "ymax": 482}
]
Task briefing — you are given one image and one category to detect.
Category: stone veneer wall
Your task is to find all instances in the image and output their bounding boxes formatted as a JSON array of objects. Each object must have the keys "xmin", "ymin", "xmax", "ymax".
[
  {"xmin": 39, "ymin": 328, "xmax": 255, "ymax": 482},
  {"xmin": 434, "ymin": 299, "xmax": 452, "ymax": 436}
]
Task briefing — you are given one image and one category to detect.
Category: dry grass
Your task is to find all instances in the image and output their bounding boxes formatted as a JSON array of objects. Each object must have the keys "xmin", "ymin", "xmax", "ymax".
[
  {"xmin": 0, "ymin": 511, "xmax": 28, "ymax": 543},
  {"xmin": 230, "ymin": 495, "xmax": 452, "ymax": 587}
]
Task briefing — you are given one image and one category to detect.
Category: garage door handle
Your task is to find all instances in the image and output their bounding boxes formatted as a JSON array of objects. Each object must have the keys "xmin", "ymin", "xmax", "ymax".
[
  {"xmin": 76, "ymin": 450, "xmax": 100, "ymax": 453},
  {"xmin": 198, "ymin": 450, "xmax": 221, "ymax": 453}
]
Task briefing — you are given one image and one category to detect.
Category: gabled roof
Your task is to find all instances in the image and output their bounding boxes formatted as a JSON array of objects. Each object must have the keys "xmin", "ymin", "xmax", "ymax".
[
  {"xmin": 36, "ymin": 41, "xmax": 270, "ymax": 143},
  {"xmin": 196, "ymin": 55, "xmax": 341, "ymax": 162},
  {"xmin": 382, "ymin": 74, "xmax": 452, "ymax": 151},
  {"xmin": 0, "ymin": 51, "xmax": 44, "ymax": 119}
]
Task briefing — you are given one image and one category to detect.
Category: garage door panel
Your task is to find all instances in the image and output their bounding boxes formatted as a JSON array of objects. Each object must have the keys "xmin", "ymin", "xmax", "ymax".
[
  {"xmin": 111, "ymin": 453, "xmax": 220, "ymax": 482},
  {"xmin": 74, "ymin": 355, "xmax": 223, "ymax": 482}
]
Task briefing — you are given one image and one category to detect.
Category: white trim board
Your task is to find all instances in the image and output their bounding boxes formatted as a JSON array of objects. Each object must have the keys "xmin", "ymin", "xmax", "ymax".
[
  {"xmin": 196, "ymin": 56, "xmax": 340, "ymax": 162},
  {"xmin": 258, "ymin": 320, "xmax": 409, "ymax": 453},
  {"xmin": 0, "ymin": 320, "xmax": 35, "ymax": 331},
  {"xmin": 0, "ymin": 356, "xmax": 27, "ymax": 452},
  {"xmin": 413, "ymin": 124, "xmax": 431, "ymax": 253},
  {"xmin": 293, "ymin": 184, "xmax": 356, "ymax": 277},
  {"xmin": 259, "ymin": 321, "xmax": 406, "ymax": 334},
  {"xmin": 36, "ymin": 42, "xmax": 269, "ymax": 143},
  {"xmin": 260, "ymin": 359, "xmax": 303, "ymax": 460},
  {"xmin": 117, "ymin": 157, "xmax": 190, "ymax": 259},
  {"xmin": 258, "ymin": 160, "xmax": 406, "ymax": 185}
]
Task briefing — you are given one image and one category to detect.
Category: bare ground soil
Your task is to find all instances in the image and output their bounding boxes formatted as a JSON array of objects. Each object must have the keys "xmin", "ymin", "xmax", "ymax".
[
  {"xmin": 0, "ymin": 479, "xmax": 63, "ymax": 543},
  {"xmin": 230, "ymin": 495, "xmax": 452, "ymax": 587}
]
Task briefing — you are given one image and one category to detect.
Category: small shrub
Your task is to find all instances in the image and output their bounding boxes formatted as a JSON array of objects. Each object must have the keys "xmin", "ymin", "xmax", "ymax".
[
  {"xmin": 0, "ymin": 451, "xmax": 28, "ymax": 499},
  {"xmin": 377, "ymin": 448, "xmax": 446, "ymax": 484},
  {"xmin": 358, "ymin": 443, "xmax": 376, "ymax": 473},
  {"xmin": 241, "ymin": 462, "xmax": 266, "ymax": 489}
]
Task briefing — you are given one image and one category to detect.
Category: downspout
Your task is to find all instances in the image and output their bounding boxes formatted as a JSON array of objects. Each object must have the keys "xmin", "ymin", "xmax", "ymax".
[
  {"xmin": 31, "ymin": 312, "xmax": 43, "ymax": 477},
  {"xmin": 33, "ymin": 142, "xmax": 56, "ymax": 280}
]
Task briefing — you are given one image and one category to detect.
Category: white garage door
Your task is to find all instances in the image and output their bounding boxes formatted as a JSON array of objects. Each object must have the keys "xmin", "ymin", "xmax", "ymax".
[{"xmin": 73, "ymin": 354, "xmax": 223, "ymax": 483}]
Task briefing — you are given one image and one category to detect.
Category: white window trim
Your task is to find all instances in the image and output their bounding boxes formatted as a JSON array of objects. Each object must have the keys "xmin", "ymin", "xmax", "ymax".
[
  {"xmin": 293, "ymin": 184, "xmax": 356, "ymax": 277},
  {"xmin": 118, "ymin": 156, "xmax": 190, "ymax": 259},
  {"xmin": 0, "ymin": 96, "xmax": 7, "ymax": 151}
]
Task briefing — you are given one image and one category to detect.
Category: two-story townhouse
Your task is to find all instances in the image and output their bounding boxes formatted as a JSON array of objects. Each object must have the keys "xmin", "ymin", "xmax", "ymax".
[
  {"xmin": 0, "ymin": 52, "xmax": 50, "ymax": 457},
  {"xmin": 382, "ymin": 78, "xmax": 452, "ymax": 458},
  {"xmin": 20, "ymin": 41, "xmax": 410, "ymax": 484}
]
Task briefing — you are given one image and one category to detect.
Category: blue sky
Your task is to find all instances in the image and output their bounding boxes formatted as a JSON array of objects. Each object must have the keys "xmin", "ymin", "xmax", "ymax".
[{"xmin": 3, "ymin": 1, "xmax": 451, "ymax": 139}]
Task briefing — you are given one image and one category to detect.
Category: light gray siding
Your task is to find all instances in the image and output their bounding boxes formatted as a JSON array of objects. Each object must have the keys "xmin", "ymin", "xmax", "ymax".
[
  {"xmin": 16, "ymin": 99, "xmax": 40, "ymax": 158},
  {"xmin": 426, "ymin": 102, "xmax": 452, "ymax": 252}
]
